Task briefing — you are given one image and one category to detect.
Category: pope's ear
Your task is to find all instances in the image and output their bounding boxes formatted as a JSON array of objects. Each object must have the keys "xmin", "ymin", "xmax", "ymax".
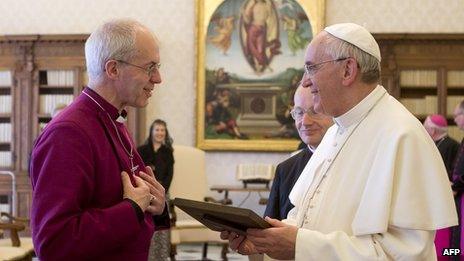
[
  {"xmin": 341, "ymin": 58, "xmax": 358, "ymax": 86},
  {"xmin": 104, "ymin": 60, "xmax": 119, "ymax": 79}
]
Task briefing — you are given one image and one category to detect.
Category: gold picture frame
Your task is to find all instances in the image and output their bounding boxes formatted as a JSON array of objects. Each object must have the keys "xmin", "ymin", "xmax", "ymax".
[{"xmin": 196, "ymin": 0, "xmax": 326, "ymax": 151}]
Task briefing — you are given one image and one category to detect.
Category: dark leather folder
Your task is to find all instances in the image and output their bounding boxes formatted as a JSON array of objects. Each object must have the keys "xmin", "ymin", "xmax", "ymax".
[{"xmin": 173, "ymin": 197, "xmax": 271, "ymax": 235}]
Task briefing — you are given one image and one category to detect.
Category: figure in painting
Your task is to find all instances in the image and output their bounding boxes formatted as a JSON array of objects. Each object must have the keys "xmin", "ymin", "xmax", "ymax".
[
  {"xmin": 206, "ymin": 88, "xmax": 247, "ymax": 139},
  {"xmin": 240, "ymin": 0, "xmax": 281, "ymax": 73},
  {"xmin": 208, "ymin": 15, "xmax": 236, "ymax": 55},
  {"xmin": 281, "ymin": 14, "xmax": 309, "ymax": 55},
  {"xmin": 203, "ymin": 0, "xmax": 313, "ymax": 143}
]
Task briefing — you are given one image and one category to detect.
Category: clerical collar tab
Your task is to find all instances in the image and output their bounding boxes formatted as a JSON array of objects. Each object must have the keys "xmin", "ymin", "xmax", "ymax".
[{"xmin": 116, "ymin": 109, "xmax": 128, "ymax": 123}]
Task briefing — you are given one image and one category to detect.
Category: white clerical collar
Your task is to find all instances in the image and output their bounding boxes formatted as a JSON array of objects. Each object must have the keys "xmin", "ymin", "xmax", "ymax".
[
  {"xmin": 308, "ymin": 145, "xmax": 316, "ymax": 153},
  {"xmin": 333, "ymin": 85, "xmax": 386, "ymax": 129}
]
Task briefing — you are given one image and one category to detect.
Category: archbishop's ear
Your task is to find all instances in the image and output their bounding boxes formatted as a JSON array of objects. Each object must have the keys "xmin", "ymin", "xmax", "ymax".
[
  {"xmin": 341, "ymin": 57, "xmax": 358, "ymax": 86},
  {"xmin": 104, "ymin": 60, "xmax": 120, "ymax": 79}
]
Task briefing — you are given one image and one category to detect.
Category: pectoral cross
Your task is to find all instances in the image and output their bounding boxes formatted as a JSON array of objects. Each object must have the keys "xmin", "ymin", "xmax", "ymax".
[{"xmin": 130, "ymin": 155, "xmax": 139, "ymax": 175}]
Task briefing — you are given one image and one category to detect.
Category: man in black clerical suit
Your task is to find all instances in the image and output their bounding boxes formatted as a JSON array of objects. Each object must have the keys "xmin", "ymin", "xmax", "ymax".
[{"xmin": 264, "ymin": 85, "xmax": 333, "ymax": 220}]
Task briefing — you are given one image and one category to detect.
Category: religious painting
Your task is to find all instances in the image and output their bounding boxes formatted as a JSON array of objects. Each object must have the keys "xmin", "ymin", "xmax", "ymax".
[{"xmin": 197, "ymin": 0, "xmax": 325, "ymax": 151}]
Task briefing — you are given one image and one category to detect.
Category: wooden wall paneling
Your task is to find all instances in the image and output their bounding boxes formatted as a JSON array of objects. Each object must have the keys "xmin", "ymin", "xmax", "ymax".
[
  {"xmin": 374, "ymin": 33, "xmax": 464, "ymax": 141},
  {"xmin": 0, "ymin": 35, "xmax": 143, "ymax": 227}
]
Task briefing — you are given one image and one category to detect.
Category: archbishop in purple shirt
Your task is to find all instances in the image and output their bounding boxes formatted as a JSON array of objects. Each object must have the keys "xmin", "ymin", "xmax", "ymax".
[{"xmin": 30, "ymin": 19, "xmax": 169, "ymax": 260}]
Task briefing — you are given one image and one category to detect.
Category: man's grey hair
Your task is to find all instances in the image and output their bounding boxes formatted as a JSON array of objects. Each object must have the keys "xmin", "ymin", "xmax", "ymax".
[
  {"xmin": 323, "ymin": 34, "xmax": 381, "ymax": 84},
  {"xmin": 85, "ymin": 19, "xmax": 148, "ymax": 81},
  {"xmin": 424, "ymin": 116, "xmax": 447, "ymax": 134}
]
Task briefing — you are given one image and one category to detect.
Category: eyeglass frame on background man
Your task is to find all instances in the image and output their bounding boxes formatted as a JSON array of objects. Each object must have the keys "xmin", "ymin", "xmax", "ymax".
[{"xmin": 290, "ymin": 106, "xmax": 325, "ymax": 121}]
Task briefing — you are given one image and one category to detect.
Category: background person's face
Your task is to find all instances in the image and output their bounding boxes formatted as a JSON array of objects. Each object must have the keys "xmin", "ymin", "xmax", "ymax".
[
  {"xmin": 294, "ymin": 87, "xmax": 333, "ymax": 148},
  {"xmin": 423, "ymin": 118, "xmax": 435, "ymax": 138},
  {"xmin": 152, "ymin": 124, "xmax": 166, "ymax": 144},
  {"xmin": 454, "ymin": 105, "xmax": 464, "ymax": 130}
]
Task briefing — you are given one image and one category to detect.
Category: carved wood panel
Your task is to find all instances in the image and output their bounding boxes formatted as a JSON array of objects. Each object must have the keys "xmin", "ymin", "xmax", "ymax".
[
  {"xmin": 374, "ymin": 33, "xmax": 464, "ymax": 141},
  {"xmin": 0, "ymin": 34, "xmax": 143, "ymax": 224}
]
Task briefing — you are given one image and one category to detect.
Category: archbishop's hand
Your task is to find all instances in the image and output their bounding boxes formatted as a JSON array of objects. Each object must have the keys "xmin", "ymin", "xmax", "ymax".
[
  {"xmin": 220, "ymin": 231, "xmax": 258, "ymax": 255},
  {"xmin": 121, "ymin": 171, "xmax": 152, "ymax": 211},
  {"xmin": 139, "ymin": 166, "xmax": 166, "ymax": 215},
  {"xmin": 246, "ymin": 217, "xmax": 297, "ymax": 260}
]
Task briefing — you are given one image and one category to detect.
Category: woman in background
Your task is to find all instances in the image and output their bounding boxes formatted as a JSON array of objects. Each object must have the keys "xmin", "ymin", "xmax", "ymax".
[{"xmin": 138, "ymin": 119, "xmax": 174, "ymax": 261}]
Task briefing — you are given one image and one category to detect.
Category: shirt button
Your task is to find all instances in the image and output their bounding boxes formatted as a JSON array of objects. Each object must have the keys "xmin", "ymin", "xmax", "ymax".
[
  {"xmin": 309, "ymin": 205, "xmax": 315, "ymax": 208},
  {"xmin": 316, "ymin": 190, "xmax": 321, "ymax": 194},
  {"xmin": 327, "ymin": 158, "xmax": 332, "ymax": 162},
  {"xmin": 333, "ymin": 142, "xmax": 337, "ymax": 147}
]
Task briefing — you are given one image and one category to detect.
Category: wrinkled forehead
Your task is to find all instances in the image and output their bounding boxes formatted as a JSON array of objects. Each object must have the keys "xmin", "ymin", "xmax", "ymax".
[
  {"xmin": 135, "ymin": 29, "xmax": 160, "ymax": 60},
  {"xmin": 304, "ymin": 32, "xmax": 329, "ymax": 63}
]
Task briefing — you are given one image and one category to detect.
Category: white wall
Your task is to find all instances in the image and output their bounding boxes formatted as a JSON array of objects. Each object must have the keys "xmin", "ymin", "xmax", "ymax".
[
  {"xmin": 327, "ymin": 0, "xmax": 464, "ymax": 33},
  {"xmin": 1, "ymin": 0, "xmax": 463, "ymax": 214}
]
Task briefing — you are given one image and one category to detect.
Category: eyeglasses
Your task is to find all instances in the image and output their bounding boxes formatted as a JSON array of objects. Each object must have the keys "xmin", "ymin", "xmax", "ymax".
[
  {"xmin": 290, "ymin": 106, "xmax": 324, "ymax": 121},
  {"xmin": 116, "ymin": 60, "xmax": 160, "ymax": 77},
  {"xmin": 304, "ymin": 57, "xmax": 349, "ymax": 76}
]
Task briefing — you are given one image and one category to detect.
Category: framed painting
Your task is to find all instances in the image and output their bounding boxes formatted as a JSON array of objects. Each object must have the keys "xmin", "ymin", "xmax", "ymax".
[{"xmin": 196, "ymin": 0, "xmax": 326, "ymax": 151}]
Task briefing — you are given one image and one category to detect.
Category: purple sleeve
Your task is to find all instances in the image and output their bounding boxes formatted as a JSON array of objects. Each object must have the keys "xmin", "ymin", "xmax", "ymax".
[{"xmin": 30, "ymin": 123, "xmax": 145, "ymax": 259}]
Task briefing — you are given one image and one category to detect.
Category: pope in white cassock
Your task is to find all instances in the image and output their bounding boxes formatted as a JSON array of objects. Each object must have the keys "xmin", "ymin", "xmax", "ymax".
[{"xmin": 221, "ymin": 23, "xmax": 458, "ymax": 260}]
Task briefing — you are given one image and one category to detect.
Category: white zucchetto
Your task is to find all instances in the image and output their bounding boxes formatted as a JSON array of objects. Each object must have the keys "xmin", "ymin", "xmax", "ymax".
[{"xmin": 324, "ymin": 23, "xmax": 381, "ymax": 62}]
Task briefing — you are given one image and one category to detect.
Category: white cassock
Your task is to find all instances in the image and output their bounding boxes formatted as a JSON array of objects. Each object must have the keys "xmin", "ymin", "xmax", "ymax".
[{"xmin": 274, "ymin": 85, "xmax": 457, "ymax": 260}]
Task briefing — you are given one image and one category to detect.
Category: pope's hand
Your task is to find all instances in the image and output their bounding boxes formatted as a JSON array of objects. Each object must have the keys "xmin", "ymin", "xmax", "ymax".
[
  {"xmin": 220, "ymin": 231, "xmax": 258, "ymax": 255},
  {"xmin": 246, "ymin": 217, "xmax": 297, "ymax": 260}
]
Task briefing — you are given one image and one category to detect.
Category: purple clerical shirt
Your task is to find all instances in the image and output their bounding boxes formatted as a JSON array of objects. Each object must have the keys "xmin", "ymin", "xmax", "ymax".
[{"xmin": 30, "ymin": 87, "xmax": 169, "ymax": 260}]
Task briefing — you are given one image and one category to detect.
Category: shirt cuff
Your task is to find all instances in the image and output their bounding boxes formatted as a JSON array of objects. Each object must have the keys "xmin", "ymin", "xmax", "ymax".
[
  {"xmin": 153, "ymin": 202, "xmax": 171, "ymax": 230},
  {"xmin": 124, "ymin": 198, "xmax": 144, "ymax": 223}
]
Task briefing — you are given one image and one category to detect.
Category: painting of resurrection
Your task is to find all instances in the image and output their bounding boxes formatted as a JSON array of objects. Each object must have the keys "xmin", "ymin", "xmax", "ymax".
[{"xmin": 197, "ymin": 0, "xmax": 325, "ymax": 151}]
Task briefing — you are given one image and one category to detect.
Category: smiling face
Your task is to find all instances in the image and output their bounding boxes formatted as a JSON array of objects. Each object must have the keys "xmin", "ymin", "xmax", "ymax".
[
  {"xmin": 454, "ymin": 103, "xmax": 464, "ymax": 130},
  {"xmin": 301, "ymin": 32, "xmax": 344, "ymax": 117},
  {"xmin": 294, "ymin": 86, "xmax": 333, "ymax": 148},
  {"xmin": 151, "ymin": 123, "xmax": 167, "ymax": 144},
  {"xmin": 116, "ymin": 29, "xmax": 161, "ymax": 109}
]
